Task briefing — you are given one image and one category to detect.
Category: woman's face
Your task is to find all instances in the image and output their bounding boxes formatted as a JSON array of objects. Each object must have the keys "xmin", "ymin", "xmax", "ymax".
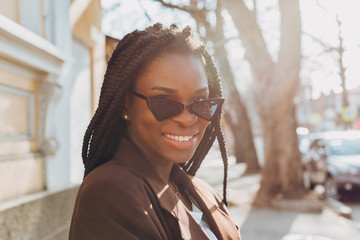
[{"xmin": 126, "ymin": 53, "xmax": 210, "ymax": 166}]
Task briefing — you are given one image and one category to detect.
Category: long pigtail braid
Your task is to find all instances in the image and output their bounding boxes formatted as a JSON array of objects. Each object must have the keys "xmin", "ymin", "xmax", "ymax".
[
  {"xmin": 183, "ymin": 46, "xmax": 218, "ymax": 174},
  {"xmin": 83, "ymin": 28, "xmax": 178, "ymax": 177},
  {"xmin": 98, "ymin": 31, "xmax": 143, "ymax": 108},
  {"xmin": 201, "ymin": 45, "xmax": 229, "ymax": 205},
  {"xmin": 216, "ymin": 120, "xmax": 229, "ymax": 205},
  {"xmin": 82, "ymin": 31, "xmax": 143, "ymax": 163},
  {"xmin": 82, "ymin": 34, "xmax": 149, "ymax": 174}
]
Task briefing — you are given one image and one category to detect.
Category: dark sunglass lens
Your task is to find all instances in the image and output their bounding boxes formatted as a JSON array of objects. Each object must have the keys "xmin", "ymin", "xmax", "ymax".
[
  {"xmin": 148, "ymin": 98, "xmax": 184, "ymax": 121},
  {"xmin": 191, "ymin": 100, "xmax": 221, "ymax": 120}
]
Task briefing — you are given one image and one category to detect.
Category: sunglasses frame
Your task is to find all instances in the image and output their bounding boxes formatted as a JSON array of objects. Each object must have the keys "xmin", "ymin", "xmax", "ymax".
[{"xmin": 129, "ymin": 90, "xmax": 224, "ymax": 121}]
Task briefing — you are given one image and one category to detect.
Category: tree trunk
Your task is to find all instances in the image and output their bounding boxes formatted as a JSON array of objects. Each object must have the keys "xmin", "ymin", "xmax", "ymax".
[
  {"xmin": 255, "ymin": 67, "xmax": 304, "ymax": 204},
  {"xmin": 223, "ymin": 0, "xmax": 304, "ymax": 203}
]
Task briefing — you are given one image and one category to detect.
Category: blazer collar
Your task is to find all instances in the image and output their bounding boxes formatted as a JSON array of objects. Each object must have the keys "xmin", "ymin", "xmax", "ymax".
[{"xmin": 171, "ymin": 166, "xmax": 240, "ymax": 240}]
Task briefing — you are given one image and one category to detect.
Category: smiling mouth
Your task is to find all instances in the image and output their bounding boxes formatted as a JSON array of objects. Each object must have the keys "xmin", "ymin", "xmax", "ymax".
[{"xmin": 163, "ymin": 133, "xmax": 194, "ymax": 142}]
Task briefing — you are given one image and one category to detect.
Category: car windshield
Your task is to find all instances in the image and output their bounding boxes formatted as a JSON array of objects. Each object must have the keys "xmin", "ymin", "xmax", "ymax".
[{"xmin": 328, "ymin": 138, "xmax": 360, "ymax": 156}]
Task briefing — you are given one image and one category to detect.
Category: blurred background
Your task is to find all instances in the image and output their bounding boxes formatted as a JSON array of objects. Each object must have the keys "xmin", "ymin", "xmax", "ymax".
[{"xmin": 0, "ymin": 0, "xmax": 359, "ymax": 239}]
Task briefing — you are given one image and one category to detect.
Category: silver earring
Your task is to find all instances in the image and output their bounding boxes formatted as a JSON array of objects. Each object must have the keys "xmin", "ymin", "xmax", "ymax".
[{"xmin": 124, "ymin": 114, "xmax": 128, "ymax": 120}]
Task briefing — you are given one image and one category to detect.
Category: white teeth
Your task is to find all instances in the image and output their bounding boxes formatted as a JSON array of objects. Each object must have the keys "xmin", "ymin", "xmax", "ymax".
[{"xmin": 164, "ymin": 134, "xmax": 194, "ymax": 142}]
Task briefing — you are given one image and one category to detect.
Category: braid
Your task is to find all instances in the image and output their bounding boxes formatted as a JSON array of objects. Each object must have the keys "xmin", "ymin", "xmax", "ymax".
[
  {"xmin": 216, "ymin": 120, "xmax": 229, "ymax": 205},
  {"xmin": 82, "ymin": 23, "xmax": 229, "ymax": 205},
  {"xmin": 183, "ymin": 45, "xmax": 229, "ymax": 205},
  {"xmin": 82, "ymin": 32, "xmax": 144, "ymax": 162}
]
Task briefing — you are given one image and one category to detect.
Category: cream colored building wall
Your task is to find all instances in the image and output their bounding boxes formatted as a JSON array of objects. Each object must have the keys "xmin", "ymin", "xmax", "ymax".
[
  {"xmin": 0, "ymin": 69, "xmax": 45, "ymax": 202},
  {"xmin": 0, "ymin": 3, "xmax": 46, "ymax": 201},
  {"xmin": 0, "ymin": 70, "xmax": 38, "ymax": 152},
  {"xmin": 0, "ymin": 0, "xmax": 105, "ymax": 202},
  {"xmin": 0, "ymin": 0, "xmax": 105, "ymax": 238},
  {"xmin": 0, "ymin": 1, "xmax": 19, "ymax": 23},
  {"xmin": 71, "ymin": 0, "xmax": 105, "ymax": 113},
  {"xmin": 0, "ymin": 1, "xmax": 64, "ymax": 201},
  {"xmin": 0, "ymin": 0, "xmax": 45, "ymax": 37}
]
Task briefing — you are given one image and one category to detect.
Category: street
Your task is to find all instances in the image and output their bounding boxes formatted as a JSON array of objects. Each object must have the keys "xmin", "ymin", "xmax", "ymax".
[{"xmin": 197, "ymin": 147, "xmax": 360, "ymax": 240}]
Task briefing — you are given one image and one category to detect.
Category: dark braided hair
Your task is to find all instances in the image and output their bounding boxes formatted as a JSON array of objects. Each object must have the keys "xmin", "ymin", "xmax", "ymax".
[{"xmin": 82, "ymin": 23, "xmax": 229, "ymax": 204}]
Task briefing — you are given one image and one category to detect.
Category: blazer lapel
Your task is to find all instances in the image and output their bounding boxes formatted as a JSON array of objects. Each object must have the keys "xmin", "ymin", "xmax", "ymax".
[
  {"xmin": 140, "ymin": 166, "xmax": 212, "ymax": 239},
  {"xmin": 171, "ymin": 165, "xmax": 240, "ymax": 240}
]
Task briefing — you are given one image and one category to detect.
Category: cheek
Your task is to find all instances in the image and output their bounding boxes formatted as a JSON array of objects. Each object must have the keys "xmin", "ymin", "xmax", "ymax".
[
  {"xmin": 128, "ymin": 102, "xmax": 158, "ymax": 133},
  {"xmin": 198, "ymin": 120, "xmax": 211, "ymax": 136},
  {"xmin": 128, "ymin": 100, "xmax": 150, "ymax": 122}
]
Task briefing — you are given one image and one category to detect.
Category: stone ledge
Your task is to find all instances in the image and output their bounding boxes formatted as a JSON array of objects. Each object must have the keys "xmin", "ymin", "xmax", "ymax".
[{"xmin": 0, "ymin": 185, "xmax": 79, "ymax": 240}]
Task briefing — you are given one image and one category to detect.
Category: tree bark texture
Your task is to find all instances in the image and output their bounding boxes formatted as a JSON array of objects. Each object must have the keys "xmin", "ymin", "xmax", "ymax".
[
  {"xmin": 223, "ymin": 0, "xmax": 304, "ymax": 203},
  {"xmin": 256, "ymin": 66, "xmax": 303, "ymax": 202}
]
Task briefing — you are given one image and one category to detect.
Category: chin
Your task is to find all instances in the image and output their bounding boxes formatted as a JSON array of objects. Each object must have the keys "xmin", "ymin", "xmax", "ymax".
[{"xmin": 166, "ymin": 151, "xmax": 196, "ymax": 164}]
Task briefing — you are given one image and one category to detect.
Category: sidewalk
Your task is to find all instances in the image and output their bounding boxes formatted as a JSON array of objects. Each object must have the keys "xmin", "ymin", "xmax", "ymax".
[{"xmin": 197, "ymin": 151, "xmax": 360, "ymax": 240}]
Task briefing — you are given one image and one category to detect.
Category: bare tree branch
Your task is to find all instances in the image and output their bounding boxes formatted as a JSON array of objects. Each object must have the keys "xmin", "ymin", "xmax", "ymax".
[
  {"xmin": 153, "ymin": 0, "xmax": 211, "ymax": 34},
  {"xmin": 153, "ymin": 0, "xmax": 206, "ymax": 15},
  {"xmin": 222, "ymin": 0, "xmax": 273, "ymax": 80},
  {"xmin": 212, "ymin": 35, "xmax": 238, "ymax": 49},
  {"xmin": 302, "ymin": 31, "xmax": 332, "ymax": 51},
  {"xmin": 315, "ymin": 0, "xmax": 328, "ymax": 12},
  {"xmin": 137, "ymin": 0, "xmax": 153, "ymax": 23}
]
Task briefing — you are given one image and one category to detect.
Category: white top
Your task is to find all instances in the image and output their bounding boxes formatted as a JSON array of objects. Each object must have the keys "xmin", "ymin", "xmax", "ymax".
[{"xmin": 188, "ymin": 202, "xmax": 218, "ymax": 240}]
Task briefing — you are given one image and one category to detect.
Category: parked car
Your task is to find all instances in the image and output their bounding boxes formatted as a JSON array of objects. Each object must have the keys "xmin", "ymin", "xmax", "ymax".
[{"xmin": 302, "ymin": 131, "xmax": 360, "ymax": 199}]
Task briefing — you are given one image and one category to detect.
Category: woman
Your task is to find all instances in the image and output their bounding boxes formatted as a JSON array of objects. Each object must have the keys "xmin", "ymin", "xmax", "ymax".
[{"xmin": 69, "ymin": 23, "xmax": 241, "ymax": 240}]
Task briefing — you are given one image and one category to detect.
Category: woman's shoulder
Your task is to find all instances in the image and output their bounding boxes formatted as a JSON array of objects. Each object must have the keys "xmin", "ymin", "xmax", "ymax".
[
  {"xmin": 70, "ymin": 160, "xmax": 168, "ymax": 240},
  {"xmin": 78, "ymin": 159, "xmax": 148, "ymax": 201},
  {"xmin": 187, "ymin": 174, "xmax": 217, "ymax": 193},
  {"xmin": 188, "ymin": 175, "xmax": 224, "ymax": 205}
]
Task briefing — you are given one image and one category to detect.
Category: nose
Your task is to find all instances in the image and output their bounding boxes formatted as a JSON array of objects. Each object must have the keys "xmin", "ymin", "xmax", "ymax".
[{"xmin": 171, "ymin": 108, "xmax": 198, "ymax": 127}]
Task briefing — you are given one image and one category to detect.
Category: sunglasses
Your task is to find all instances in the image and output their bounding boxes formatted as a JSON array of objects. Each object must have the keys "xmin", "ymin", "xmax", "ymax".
[{"xmin": 129, "ymin": 90, "xmax": 224, "ymax": 121}]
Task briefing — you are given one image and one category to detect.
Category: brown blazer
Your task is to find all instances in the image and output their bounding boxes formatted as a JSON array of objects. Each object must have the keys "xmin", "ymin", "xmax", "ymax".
[{"xmin": 69, "ymin": 139, "xmax": 241, "ymax": 240}]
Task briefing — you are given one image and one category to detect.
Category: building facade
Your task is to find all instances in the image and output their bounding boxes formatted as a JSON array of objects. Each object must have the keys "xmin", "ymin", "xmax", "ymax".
[
  {"xmin": 0, "ymin": 0, "xmax": 105, "ymax": 239},
  {"xmin": 297, "ymin": 87, "xmax": 360, "ymax": 132}
]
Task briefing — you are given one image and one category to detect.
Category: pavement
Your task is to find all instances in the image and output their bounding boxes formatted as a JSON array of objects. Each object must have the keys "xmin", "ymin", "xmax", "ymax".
[{"xmin": 196, "ymin": 148, "xmax": 360, "ymax": 240}]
